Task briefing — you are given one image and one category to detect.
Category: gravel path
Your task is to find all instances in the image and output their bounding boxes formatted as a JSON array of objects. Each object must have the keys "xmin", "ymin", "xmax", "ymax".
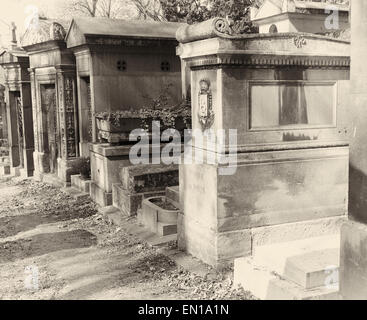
[{"xmin": 0, "ymin": 178, "xmax": 253, "ymax": 300}]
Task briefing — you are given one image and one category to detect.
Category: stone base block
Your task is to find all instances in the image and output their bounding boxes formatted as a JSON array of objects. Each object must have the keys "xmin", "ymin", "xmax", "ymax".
[
  {"xmin": 112, "ymin": 183, "xmax": 165, "ymax": 217},
  {"xmin": 10, "ymin": 166, "xmax": 21, "ymax": 177},
  {"xmin": 90, "ymin": 143, "xmax": 131, "ymax": 195},
  {"xmin": 340, "ymin": 221, "xmax": 367, "ymax": 300},
  {"xmin": 57, "ymin": 157, "xmax": 84, "ymax": 184},
  {"xmin": 179, "ymin": 146, "xmax": 349, "ymax": 268},
  {"xmin": 90, "ymin": 182, "xmax": 112, "ymax": 207},
  {"xmin": 71, "ymin": 174, "xmax": 92, "ymax": 194},
  {"xmin": 19, "ymin": 168, "xmax": 34, "ymax": 179}
]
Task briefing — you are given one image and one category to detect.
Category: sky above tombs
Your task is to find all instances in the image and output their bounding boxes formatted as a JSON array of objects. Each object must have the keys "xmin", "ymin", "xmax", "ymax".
[{"xmin": 0, "ymin": 0, "xmax": 64, "ymax": 47}]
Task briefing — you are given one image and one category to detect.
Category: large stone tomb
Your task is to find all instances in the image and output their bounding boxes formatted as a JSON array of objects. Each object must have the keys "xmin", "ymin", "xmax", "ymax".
[{"xmin": 176, "ymin": 18, "xmax": 350, "ymax": 268}]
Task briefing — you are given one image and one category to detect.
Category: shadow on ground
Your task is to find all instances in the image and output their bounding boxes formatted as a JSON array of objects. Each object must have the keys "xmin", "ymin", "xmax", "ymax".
[
  {"xmin": 0, "ymin": 230, "xmax": 98, "ymax": 263},
  {"xmin": 0, "ymin": 209, "xmax": 96, "ymax": 238}
]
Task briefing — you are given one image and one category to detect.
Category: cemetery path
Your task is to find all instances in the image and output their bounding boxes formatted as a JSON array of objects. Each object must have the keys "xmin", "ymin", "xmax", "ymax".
[{"xmin": 0, "ymin": 178, "xmax": 252, "ymax": 300}]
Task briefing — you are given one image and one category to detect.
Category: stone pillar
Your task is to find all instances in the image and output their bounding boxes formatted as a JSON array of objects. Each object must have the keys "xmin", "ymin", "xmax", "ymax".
[
  {"xmin": 19, "ymin": 82, "xmax": 34, "ymax": 177},
  {"xmin": 76, "ymin": 75, "xmax": 92, "ymax": 157},
  {"xmin": 29, "ymin": 68, "xmax": 41, "ymax": 179},
  {"xmin": 5, "ymin": 87, "xmax": 20, "ymax": 169},
  {"xmin": 56, "ymin": 66, "xmax": 80, "ymax": 184},
  {"xmin": 340, "ymin": 0, "xmax": 367, "ymax": 300},
  {"xmin": 0, "ymin": 86, "xmax": 7, "ymax": 141}
]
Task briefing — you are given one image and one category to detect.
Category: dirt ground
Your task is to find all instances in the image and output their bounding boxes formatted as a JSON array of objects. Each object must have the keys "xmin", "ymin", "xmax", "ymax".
[{"xmin": 0, "ymin": 177, "xmax": 253, "ymax": 300}]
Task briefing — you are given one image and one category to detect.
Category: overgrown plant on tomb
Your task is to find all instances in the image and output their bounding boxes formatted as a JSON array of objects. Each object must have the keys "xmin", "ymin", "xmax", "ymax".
[
  {"xmin": 95, "ymin": 102, "xmax": 191, "ymax": 131},
  {"xmin": 94, "ymin": 83, "xmax": 192, "ymax": 133}
]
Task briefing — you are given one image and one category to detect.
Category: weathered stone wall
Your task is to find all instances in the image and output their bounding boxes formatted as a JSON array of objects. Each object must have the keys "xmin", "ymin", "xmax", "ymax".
[{"xmin": 90, "ymin": 50, "xmax": 182, "ymax": 113}]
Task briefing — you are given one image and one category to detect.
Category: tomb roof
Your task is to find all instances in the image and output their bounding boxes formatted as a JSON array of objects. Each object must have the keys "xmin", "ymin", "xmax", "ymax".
[
  {"xmin": 66, "ymin": 17, "xmax": 186, "ymax": 48},
  {"xmin": 21, "ymin": 18, "xmax": 68, "ymax": 48},
  {"xmin": 0, "ymin": 47, "xmax": 28, "ymax": 65}
]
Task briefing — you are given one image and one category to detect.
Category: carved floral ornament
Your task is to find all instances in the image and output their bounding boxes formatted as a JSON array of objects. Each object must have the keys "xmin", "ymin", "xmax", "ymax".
[
  {"xmin": 293, "ymin": 35, "xmax": 307, "ymax": 48},
  {"xmin": 21, "ymin": 20, "xmax": 66, "ymax": 47}
]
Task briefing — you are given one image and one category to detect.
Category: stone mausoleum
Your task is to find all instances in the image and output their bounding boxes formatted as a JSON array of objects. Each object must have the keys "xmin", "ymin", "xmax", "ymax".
[
  {"xmin": 177, "ymin": 17, "xmax": 350, "ymax": 274},
  {"xmin": 21, "ymin": 18, "xmax": 80, "ymax": 185},
  {"xmin": 0, "ymin": 45, "xmax": 34, "ymax": 178},
  {"xmin": 65, "ymin": 17, "xmax": 184, "ymax": 206}
]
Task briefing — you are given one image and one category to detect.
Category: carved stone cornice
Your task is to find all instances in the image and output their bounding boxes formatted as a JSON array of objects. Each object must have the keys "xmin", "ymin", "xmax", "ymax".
[
  {"xmin": 84, "ymin": 35, "xmax": 177, "ymax": 48},
  {"xmin": 186, "ymin": 54, "xmax": 350, "ymax": 70}
]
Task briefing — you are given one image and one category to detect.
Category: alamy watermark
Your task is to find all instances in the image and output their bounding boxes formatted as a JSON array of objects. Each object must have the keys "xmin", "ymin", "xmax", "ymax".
[
  {"xmin": 24, "ymin": 265, "xmax": 39, "ymax": 291},
  {"xmin": 325, "ymin": 5, "xmax": 347, "ymax": 30},
  {"xmin": 129, "ymin": 121, "xmax": 238, "ymax": 176}
]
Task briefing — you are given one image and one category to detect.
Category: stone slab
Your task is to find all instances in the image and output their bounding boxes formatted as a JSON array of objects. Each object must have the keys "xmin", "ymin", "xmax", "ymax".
[{"xmin": 120, "ymin": 164, "xmax": 179, "ymax": 194}]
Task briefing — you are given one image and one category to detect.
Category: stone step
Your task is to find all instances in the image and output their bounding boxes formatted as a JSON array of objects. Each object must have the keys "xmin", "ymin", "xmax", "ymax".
[
  {"xmin": 157, "ymin": 222, "xmax": 177, "ymax": 237},
  {"xmin": 165, "ymin": 186, "xmax": 180, "ymax": 209},
  {"xmin": 234, "ymin": 234, "xmax": 341, "ymax": 300},
  {"xmin": 61, "ymin": 187, "xmax": 90, "ymax": 201},
  {"xmin": 71, "ymin": 174, "xmax": 92, "ymax": 194},
  {"xmin": 284, "ymin": 248, "xmax": 339, "ymax": 289},
  {"xmin": 234, "ymin": 256, "xmax": 340, "ymax": 300},
  {"xmin": 253, "ymin": 235, "xmax": 340, "ymax": 289}
]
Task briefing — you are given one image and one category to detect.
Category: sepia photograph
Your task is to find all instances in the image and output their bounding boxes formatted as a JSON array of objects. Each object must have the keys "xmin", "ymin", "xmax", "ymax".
[{"xmin": 0, "ymin": 0, "xmax": 364, "ymax": 310}]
